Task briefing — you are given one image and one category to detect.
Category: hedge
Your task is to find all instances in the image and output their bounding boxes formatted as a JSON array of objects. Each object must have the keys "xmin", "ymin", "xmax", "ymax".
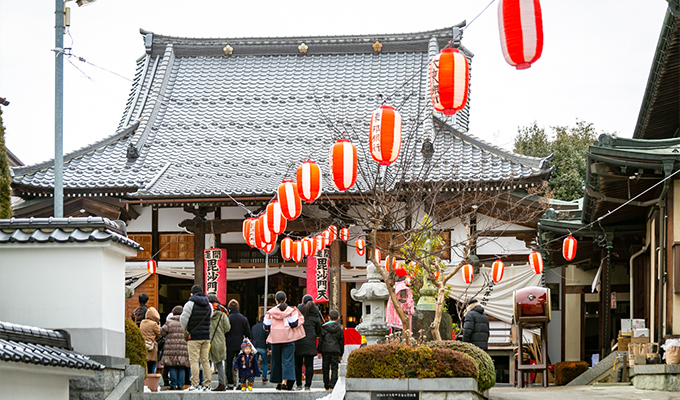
[
  {"xmin": 426, "ymin": 340, "xmax": 496, "ymax": 392},
  {"xmin": 125, "ymin": 318, "xmax": 147, "ymax": 374},
  {"xmin": 346, "ymin": 344, "xmax": 478, "ymax": 380},
  {"xmin": 554, "ymin": 361, "xmax": 588, "ymax": 386}
]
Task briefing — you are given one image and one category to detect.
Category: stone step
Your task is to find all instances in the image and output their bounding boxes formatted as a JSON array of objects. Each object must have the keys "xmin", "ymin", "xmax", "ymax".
[{"xmin": 132, "ymin": 388, "xmax": 332, "ymax": 399}]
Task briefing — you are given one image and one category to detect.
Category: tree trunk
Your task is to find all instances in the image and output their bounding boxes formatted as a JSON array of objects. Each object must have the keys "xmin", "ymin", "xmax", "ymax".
[{"xmin": 429, "ymin": 282, "xmax": 447, "ymax": 341}]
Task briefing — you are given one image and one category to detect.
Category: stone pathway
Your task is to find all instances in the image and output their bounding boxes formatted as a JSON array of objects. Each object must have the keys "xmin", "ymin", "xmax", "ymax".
[{"xmin": 489, "ymin": 384, "xmax": 680, "ymax": 400}]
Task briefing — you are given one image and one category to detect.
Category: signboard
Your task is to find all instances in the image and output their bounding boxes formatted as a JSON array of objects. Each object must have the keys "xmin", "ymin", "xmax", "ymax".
[
  {"xmin": 371, "ymin": 392, "xmax": 419, "ymax": 400},
  {"xmin": 204, "ymin": 248, "xmax": 227, "ymax": 305},
  {"xmin": 306, "ymin": 249, "xmax": 329, "ymax": 304}
]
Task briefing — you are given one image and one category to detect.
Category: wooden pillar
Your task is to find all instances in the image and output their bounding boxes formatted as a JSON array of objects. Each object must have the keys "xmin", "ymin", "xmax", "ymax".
[
  {"xmin": 600, "ymin": 235, "xmax": 613, "ymax": 359},
  {"xmin": 151, "ymin": 208, "xmax": 159, "ymax": 261},
  {"xmin": 329, "ymin": 240, "xmax": 341, "ymax": 313},
  {"xmin": 194, "ymin": 220, "xmax": 205, "ymax": 286},
  {"xmin": 341, "ymin": 282, "xmax": 348, "ymax": 326},
  {"xmin": 214, "ymin": 208, "xmax": 222, "ymax": 246}
]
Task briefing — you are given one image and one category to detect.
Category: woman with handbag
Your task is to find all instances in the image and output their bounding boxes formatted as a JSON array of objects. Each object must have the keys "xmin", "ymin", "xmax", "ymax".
[
  {"xmin": 208, "ymin": 294, "xmax": 231, "ymax": 391},
  {"xmin": 160, "ymin": 305, "xmax": 191, "ymax": 390},
  {"xmin": 264, "ymin": 291, "xmax": 305, "ymax": 391},
  {"xmin": 140, "ymin": 307, "xmax": 162, "ymax": 374}
]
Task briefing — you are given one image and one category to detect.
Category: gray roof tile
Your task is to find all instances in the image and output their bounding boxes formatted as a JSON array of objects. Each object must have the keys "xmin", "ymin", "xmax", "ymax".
[{"xmin": 12, "ymin": 27, "xmax": 550, "ymax": 199}]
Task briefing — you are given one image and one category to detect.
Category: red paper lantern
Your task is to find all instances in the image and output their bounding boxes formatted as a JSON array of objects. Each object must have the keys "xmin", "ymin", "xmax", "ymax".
[
  {"xmin": 462, "ymin": 263, "xmax": 474, "ymax": 284},
  {"xmin": 498, "ymin": 0, "xmax": 544, "ymax": 70},
  {"xmin": 302, "ymin": 237, "xmax": 314, "ymax": 256},
  {"xmin": 280, "ymin": 237, "xmax": 294, "ymax": 260},
  {"xmin": 374, "ymin": 248, "xmax": 381, "ymax": 264},
  {"xmin": 262, "ymin": 241, "xmax": 276, "ymax": 254},
  {"xmin": 369, "ymin": 105, "xmax": 402, "ymax": 166},
  {"xmin": 292, "ymin": 241, "xmax": 304, "ymax": 263},
  {"xmin": 429, "ymin": 48, "xmax": 469, "ymax": 115},
  {"xmin": 328, "ymin": 225, "xmax": 337, "ymax": 242},
  {"xmin": 266, "ymin": 200, "xmax": 287, "ymax": 235},
  {"xmin": 277, "ymin": 180, "xmax": 302, "ymax": 220},
  {"xmin": 315, "ymin": 234, "xmax": 325, "ymax": 252},
  {"xmin": 435, "ymin": 270, "xmax": 441, "ymax": 280},
  {"xmin": 339, "ymin": 227, "xmax": 349, "ymax": 242},
  {"xmin": 529, "ymin": 251, "xmax": 544, "ymax": 274},
  {"xmin": 329, "ymin": 139, "xmax": 358, "ymax": 191},
  {"xmin": 147, "ymin": 259, "xmax": 157, "ymax": 275},
  {"xmin": 355, "ymin": 238, "xmax": 365, "ymax": 256},
  {"xmin": 242, "ymin": 218, "xmax": 256, "ymax": 247},
  {"xmin": 491, "ymin": 259, "xmax": 505, "ymax": 283},
  {"xmin": 395, "ymin": 263, "xmax": 408, "ymax": 277},
  {"xmin": 296, "ymin": 160, "xmax": 322, "ymax": 203},
  {"xmin": 256, "ymin": 214, "xmax": 276, "ymax": 245},
  {"xmin": 323, "ymin": 230, "xmax": 331, "ymax": 247},
  {"xmin": 563, "ymin": 236, "xmax": 577, "ymax": 261},
  {"xmin": 385, "ymin": 255, "xmax": 396, "ymax": 272},
  {"xmin": 253, "ymin": 217, "xmax": 266, "ymax": 249}
]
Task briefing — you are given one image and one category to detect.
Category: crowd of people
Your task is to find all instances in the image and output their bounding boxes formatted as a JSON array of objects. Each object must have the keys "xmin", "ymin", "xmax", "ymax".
[{"xmin": 131, "ymin": 287, "xmax": 345, "ymax": 392}]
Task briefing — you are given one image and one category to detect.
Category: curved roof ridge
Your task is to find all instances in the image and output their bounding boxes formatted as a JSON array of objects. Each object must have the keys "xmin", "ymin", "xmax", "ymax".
[
  {"xmin": 434, "ymin": 116, "xmax": 552, "ymax": 171},
  {"xmin": 140, "ymin": 26, "xmax": 457, "ymax": 45},
  {"xmin": 12, "ymin": 121, "xmax": 139, "ymax": 177}
]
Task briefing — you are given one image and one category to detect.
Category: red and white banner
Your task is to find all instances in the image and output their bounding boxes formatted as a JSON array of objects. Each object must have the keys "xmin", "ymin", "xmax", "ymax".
[
  {"xmin": 204, "ymin": 248, "xmax": 227, "ymax": 305},
  {"xmin": 306, "ymin": 249, "xmax": 329, "ymax": 304}
]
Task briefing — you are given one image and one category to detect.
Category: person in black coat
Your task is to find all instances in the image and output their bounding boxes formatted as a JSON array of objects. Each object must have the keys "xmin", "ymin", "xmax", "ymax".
[
  {"xmin": 225, "ymin": 299, "xmax": 252, "ymax": 389},
  {"xmin": 251, "ymin": 316, "xmax": 270, "ymax": 383},
  {"xmin": 294, "ymin": 294, "xmax": 322, "ymax": 390},
  {"xmin": 462, "ymin": 298, "xmax": 490, "ymax": 351},
  {"xmin": 317, "ymin": 309, "xmax": 344, "ymax": 391}
]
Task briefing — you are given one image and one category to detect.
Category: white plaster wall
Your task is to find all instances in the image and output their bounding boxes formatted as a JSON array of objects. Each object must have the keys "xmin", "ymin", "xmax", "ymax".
[
  {"xmin": 476, "ymin": 236, "xmax": 531, "ymax": 256},
  {"xmin": 0, "ymin": 242, "xmax": 133, "ymax": 357},
  {"xmin": 476, "ymin": 214, "xmax": 530, "ymax": 231},
  {"xmin": 126, "ymin": 205, "xmax": 151, "ymax": 232},
  {"xmin": 0, "ymin": 367, "xmax": 70, "ymax": 400},
  {"xmin": 545, "ymin": 268, "xmax": 562, "ymax": 364},
  {"xmin": 219, "ymin": 206, "xmax": 259, "ymax": 220},
  {"xmin": 159, "ymin": 208, "xmax": 195, "ymax": 232},
  {"xmin": 564, "ymin": 293, "xmax": 582, "ymax": 361}
]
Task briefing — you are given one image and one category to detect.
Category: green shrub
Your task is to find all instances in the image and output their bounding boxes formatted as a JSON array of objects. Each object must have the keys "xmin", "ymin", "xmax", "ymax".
[
  {"xmin": 125, "ymin": 318, "xmax": 146, "ymax": 374},
  {"xmin": 426, "ymin": 340, "xmax": 496, "ymax": 392},
  {"xmin": 554, "ymin": 361, "xmax": 588, "ymax": 385},
  {"xmin": 346, "ymin": 344, "xmax": 478, "ymax": 380}
]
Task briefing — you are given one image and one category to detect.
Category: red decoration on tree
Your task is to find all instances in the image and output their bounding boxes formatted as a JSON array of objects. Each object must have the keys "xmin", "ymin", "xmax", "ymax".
[
  {"xmin": 296, "ymin": 160, "xmax": 323, "ymax": 203},
  {"xmin": 462, "ymin": 263, "xmax": 474, "ymax": 284},
  {"xmin": 491, "ymin": 259, "xmax": 505, "ymax": 283},
  {"xmin": 329, "ymin": 139, "xmax": 358, "ymax": 191},
  {"xmin": 266, "ymin": 200, "xmax": 287, "ymax": 235},
  {"xmin": 429, "ymin": 48, "xmax": 469, "ymax": 115},
  {"xmin": 394, "ymin": 262, "xmax": 408, "ymax": 277},
  {"xmin": 369, "ymin": 105, "xmax": 402, "ymax": 166},
  {"xmin": 355, "ymin": 238, "xmax": 365, "ymax": 256},
  {"xmin": 292, "ymin": 241, "xmax": 304, "ymax": 263},
  {"xmin": 563, "ymin": 236, "xmax": 577, "ymax": 261},
  {"xmin": 498, "ymin": 0, "xmax": 544, "ymax": 70},
  {"xmin": 529, "ymin": 251, "xmax": 544, "ymax": 274},
  {"xmin": 302, "ymin": 237, "xmax": 314, "ymax": 256},
  {"xmin": 147, "ymin": 259, "xmax": 157, "ymax": 275},
  {"xmin": 339, "ymin": 227, "xmax": 349, "ymax": 242},
  {"xmin": 277, "ymin": 180, "xmax": 302, "ymax": 220},
  {"xmin": 280, "ymin": 237, "xmax": 294, "ymax": 260}
]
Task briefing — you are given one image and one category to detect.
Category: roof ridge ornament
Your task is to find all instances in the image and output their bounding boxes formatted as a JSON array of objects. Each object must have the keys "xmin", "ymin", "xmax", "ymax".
[
  {"xmin": 372, "ymin": 41, "xmax": 382, "ymax": 52},
  {"xmin": 223, "ymin": 44, "xmax": 233, "ymax": 56},
  {"xmin": 298, "ymin": 43, "xmax": 309, "ymax": 54}
]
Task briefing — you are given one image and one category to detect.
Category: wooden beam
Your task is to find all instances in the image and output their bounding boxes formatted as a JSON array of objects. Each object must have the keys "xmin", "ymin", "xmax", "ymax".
[
  {"xmin": 152, "ymin": 208, "xmax": 159, "ymax": 262},
  {"xmin": 329, "ymin": 240, "xmax": 341, "ymax": 313},
  {"xmin": 194, "ymin": 222, "xmax": 205, "ymax": 286},
  {"xmin": 179, "ymin": 218, "xmax": 326, "ymax": 234}
]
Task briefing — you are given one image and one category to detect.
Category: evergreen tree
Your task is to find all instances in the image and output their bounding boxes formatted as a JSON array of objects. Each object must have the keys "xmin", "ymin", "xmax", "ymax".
[
  {"xmin": 513, "ymin": 120, "xmax": 601, "ymax": 201},
  {"xmin": 0, "ymin": 108, "xmax": 12, "ymax": 218}
]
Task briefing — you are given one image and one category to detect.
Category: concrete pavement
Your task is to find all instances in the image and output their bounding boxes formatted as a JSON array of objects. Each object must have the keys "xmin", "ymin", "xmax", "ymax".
[{"xmin": 490, "ymin": 384, "xmax": 680, "ymax": 400}]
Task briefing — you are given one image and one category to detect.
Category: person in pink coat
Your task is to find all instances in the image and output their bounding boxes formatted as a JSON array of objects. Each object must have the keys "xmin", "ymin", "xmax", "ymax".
[{"xmin": 264, "ymin": 291, "xmax": 305, "ymax": 391}]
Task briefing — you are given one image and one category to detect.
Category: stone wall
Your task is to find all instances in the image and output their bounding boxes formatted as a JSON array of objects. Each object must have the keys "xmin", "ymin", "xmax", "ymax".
[{"xmin": 69, "ymin": 356, "xmax": 144, "ymax": 400}]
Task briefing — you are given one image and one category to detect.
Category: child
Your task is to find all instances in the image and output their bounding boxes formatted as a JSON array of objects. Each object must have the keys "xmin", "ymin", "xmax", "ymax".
[
  {"xmin": 317, "ymin": 309, "xmax": 344, "ymax": 391},
  {"xmin": 233, "ymin": 339, "xmax": 260, "ymax": 391}
]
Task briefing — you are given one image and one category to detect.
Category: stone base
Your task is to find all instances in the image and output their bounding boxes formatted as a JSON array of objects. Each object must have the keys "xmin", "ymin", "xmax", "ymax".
[
  {"xmin": 345, "ymin": 377, "xmax": 484, "ymax": 400},
  {"xmin": 411, "ymin": 309, "xmax": 453, "ymax": 342},
  {"xmin": 69, "ymin": 361, "xmax": 143, "ymax": 400},
  {"xmin": 631, "ymin": 364, "xmax": 680, "ymax": 391}
]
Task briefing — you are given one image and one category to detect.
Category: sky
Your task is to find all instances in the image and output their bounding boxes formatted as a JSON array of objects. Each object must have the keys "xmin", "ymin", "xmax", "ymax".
[{"xmin": 0, "ymin": 1, "xmax": 669, "ymax": 166}]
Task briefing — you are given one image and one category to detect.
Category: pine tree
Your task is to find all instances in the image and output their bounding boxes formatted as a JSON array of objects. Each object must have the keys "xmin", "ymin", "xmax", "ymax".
[{"xmin": 0, "ymin": 108, "xmax": 13, "ymax": 219}]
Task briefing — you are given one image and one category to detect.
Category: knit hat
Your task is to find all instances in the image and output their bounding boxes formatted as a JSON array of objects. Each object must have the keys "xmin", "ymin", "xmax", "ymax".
[{"xmin": 241, "ymin": 339, "xmax": 252, "ymax": 350}]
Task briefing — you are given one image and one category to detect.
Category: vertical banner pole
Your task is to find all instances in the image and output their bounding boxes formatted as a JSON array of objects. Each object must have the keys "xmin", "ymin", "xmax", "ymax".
[{"xmin": 264, "ymin": 252, "xmax": 269, "ymax": 313}]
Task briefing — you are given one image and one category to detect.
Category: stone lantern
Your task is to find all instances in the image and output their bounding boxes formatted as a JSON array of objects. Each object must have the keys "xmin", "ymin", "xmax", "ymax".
[{"xmin": 350, "ymin": 261, "xmax": 390, "ymax": 345}]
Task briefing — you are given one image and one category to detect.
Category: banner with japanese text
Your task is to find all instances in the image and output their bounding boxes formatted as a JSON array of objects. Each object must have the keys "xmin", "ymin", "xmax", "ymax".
[
  {"xmin": 306, "ymin": 249, "xmax": 329, "ymax": 304},
  {"xmin": 204, "ymin": 248, "xmax": 227, "ymax": 305}
]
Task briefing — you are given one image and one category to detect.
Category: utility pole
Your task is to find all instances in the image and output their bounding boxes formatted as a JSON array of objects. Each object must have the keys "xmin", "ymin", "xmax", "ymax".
[{"xmin": 54, "ymin": 0, "xmax": 65, "ymax": 218}]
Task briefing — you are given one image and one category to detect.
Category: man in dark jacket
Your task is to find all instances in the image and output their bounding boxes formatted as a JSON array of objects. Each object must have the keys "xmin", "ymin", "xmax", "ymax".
[
  {"xmin": 225, "ymin": 299, "xmax": 252, "ymax": 390},
  {"xmin": 251, "ymin": 316, "xmax": 270, "ymax": 383},
  {"xmin": 462, "ymin": 298, "xmax": 490, "ymax": 351},
  {"xmin": 295, "ymin": 294, "xmax": 322, "ymax": 390},
  {"xmin": 131, "ymin": 293, "xmax": 149, "ymax": 327},
  {"xmin": 317, "ymin": 309, "xmax": 344, "ymax": 391},
  {"xmin": 180, "ymin": 285, "xmax": 213, "ymax": 391}
]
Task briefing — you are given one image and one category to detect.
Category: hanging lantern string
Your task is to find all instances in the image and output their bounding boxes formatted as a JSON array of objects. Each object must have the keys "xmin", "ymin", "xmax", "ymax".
[
  {"xmin": 135, "ymin": 227, "xmax": 191, "ymax": 271},
  {"xmin": 538, "ymin": 167, "xmax": 680, "ymax": 250}
]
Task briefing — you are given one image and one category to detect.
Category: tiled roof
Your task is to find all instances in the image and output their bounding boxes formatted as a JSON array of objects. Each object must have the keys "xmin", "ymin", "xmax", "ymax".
[
  {"xmin": 0, "ymin": 321, "xmax": 104, "ymax": 371},
  {"xmin": 12, "ymin": 27, "xmax": 551, "ymax": 199},
  {"xmin": 0, "ymin": 217, "xmax": 142, "ymax": 251}
]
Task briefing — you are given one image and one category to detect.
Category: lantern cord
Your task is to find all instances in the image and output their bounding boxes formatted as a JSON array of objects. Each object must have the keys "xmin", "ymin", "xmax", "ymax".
[
  {"xmin": 461, "ymin": 0, "xmax": 497, "ymax": 35},
  {"xmin": 138, "ymin": 227, "xmax": 191, "ymax": 271},
  {"xmin": 538, "ymin": 167, "xmax": 680, "ymax": 250}
]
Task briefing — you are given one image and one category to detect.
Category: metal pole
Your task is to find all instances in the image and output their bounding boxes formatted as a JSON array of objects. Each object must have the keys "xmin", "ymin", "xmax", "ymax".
[
  {"xmin": 264, "ymin": 252, "xmax": 269, "ymax": 313},
  {"xmin": 54, "ymin": 0, "xmax": 64, "ymax": 218}
]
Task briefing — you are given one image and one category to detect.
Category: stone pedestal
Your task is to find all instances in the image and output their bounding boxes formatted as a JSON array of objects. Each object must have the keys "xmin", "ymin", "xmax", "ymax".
[
  {"xmin": 411, "ymin": 309, "xmax": 453, "ymax": 342},
  {"xmin": 350, "ymin": 262, "xmax": 390, "ymax": 345}
]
